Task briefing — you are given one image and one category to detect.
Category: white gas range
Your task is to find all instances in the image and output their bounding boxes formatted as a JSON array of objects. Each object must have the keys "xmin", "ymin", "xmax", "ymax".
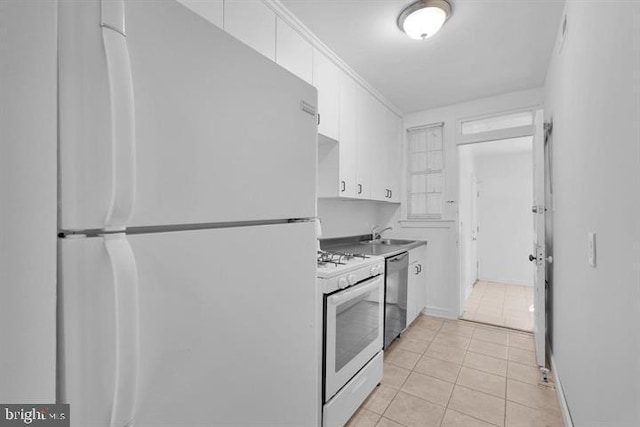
[
  {"xmin": 317, "ymin": 250, "xmax": 384, "ymax": 293},
  {"xmin": 317, "ymin": 250, "xmax": 385, "ymax": 427}
]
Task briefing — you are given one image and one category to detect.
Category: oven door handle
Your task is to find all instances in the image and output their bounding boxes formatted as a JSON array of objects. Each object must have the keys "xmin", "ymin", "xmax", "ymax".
[{"xmin": 329, "ymin": 277, "xmax": 383, "ymax": 306}]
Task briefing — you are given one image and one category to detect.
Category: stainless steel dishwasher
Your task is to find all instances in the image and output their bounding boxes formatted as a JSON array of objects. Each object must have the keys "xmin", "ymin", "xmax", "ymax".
[{"xmin": 384, "ymin": 252, "xmax": 409, "ymax": 349}]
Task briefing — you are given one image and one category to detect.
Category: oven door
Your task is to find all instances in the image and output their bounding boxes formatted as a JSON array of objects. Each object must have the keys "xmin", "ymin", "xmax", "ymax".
[{"xmin": 324, "ymin": 275, "xmax": 384, "ymax": 401}]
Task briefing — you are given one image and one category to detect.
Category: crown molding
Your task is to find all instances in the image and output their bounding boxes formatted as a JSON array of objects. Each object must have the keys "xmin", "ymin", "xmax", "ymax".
[{"xmin": 263, "ymin": 0, "xmax": 403, "ymax": 117}]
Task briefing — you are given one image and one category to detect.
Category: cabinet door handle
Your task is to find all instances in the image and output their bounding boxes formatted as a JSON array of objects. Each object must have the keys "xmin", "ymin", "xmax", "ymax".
[
  {"xmin": 389, "ymin": 189, "xmax": 393, "ymax": 199},
  {"xmin": 357, "ymin": 184, "xmax": 362, "ymax": 194},
  {"xmin": 341, "ymin": 181, "xmax": 346, "ymax": 192},
  {"xmin": 414, "ymin": 265, "xmax": 419, "ymax": 274},
  {"xmin": 385, "ymin": 189, "xmax": 389, "ymax": 198},
  {"xmin": 417, "ymin": 264, "xmax": 422, "ymax": 273},
  {"xmin": 317, "ymin": 113, "xmax": 321, "ymax": 126}
]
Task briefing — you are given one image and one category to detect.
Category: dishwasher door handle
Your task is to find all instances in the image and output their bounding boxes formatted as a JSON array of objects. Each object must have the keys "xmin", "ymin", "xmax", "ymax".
[{"xmin": 388, "ymin": 252, "xmax": 408, "ymax": 263}]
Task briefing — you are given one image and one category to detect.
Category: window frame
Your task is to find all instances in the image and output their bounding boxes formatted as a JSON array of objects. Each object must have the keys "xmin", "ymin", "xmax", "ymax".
[
  {"xmin": 406, "ymin": 122, "xmax": 445, "ymax": 220},
  {"xmin": 456, "ymin": 108, "xmax": 537, "ymax": 146}
]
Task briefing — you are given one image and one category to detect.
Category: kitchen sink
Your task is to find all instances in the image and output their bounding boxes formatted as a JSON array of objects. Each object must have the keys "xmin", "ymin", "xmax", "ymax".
[{"xmin": 360, "ymin": 239, "xmax": 415, "ymax": 246}]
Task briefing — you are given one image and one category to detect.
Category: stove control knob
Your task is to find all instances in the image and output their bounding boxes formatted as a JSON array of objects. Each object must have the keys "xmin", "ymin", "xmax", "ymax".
[
  {"xmin": 370, "ymin": 265, "xmax": 380, "ymax": 275},
  {"xmin": 347, "ymin": 274, "xmax": 357, "ymax": 285},
  {"xmin": 338, "ymin": 277, "xmax": 349, "ymax": 289}
]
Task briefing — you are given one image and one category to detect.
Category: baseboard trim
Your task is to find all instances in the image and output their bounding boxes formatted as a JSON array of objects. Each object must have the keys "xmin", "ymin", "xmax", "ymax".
[
  {"xmin": 422, "ymin": 305, "xmax": 457, "ymax": 320},
  {"xmin": 549, "ymin": 350, "xmax": 574, "ymax": 427}
]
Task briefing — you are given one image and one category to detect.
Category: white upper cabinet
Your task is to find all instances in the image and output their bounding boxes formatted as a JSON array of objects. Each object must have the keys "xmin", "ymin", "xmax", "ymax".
[
  {"xmin": 312, "ymin": 49, "xmax": 340, "ymax": 141},
  {"xmin": 385, "ymin": 108, "xmax": 402, "ymax": 203},
  {"xmin": 370, "ymin": 100, "xmax": 388, "ymax": 201},
  {"xmin": 370, "ymin": 101, "xmax": 402, "ymax": 203},
  {"xmin": 318, "ymin": 69, "xmax": 401, "ymax": 203},
  {"xmin": 175, "ymin": 0, "xmax": 223, "ymax": 29},
  {"xmin": 276, "ymin": 18, "xmax": 313, "ymax": 84},
  {"xmin": 337, "ymin": 71, "xmax": 358, "ymax": 198},
  {"xmin": 355, "ymin": 85, "xmax": 375, "ymax": 199},
  {"xmin": 224, "ymin": 0, "xmax": 276, "ymax": 60}
]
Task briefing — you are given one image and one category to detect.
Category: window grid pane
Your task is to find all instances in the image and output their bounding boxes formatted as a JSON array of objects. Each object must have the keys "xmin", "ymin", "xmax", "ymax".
[{"xmin": 407, "ymin": 124, "xmax": 444, "ymax": 219}]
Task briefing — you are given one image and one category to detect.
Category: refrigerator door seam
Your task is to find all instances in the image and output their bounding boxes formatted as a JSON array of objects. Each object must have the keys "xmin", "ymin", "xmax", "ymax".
[{"xmin": 58, "ymin": 217, "xmax": 318, "ymax": 237}]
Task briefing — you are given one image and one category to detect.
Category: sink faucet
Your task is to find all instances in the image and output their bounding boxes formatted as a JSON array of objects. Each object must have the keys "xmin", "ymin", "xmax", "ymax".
[{"xmin": 371, "ymin": 225, "xmax": 393, "ymax": 241}]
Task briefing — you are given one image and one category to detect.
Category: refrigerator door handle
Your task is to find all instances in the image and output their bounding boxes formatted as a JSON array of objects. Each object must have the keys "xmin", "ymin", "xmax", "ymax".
[
  {"xmin": 104, "ymin": 233, "xmax": 139, "ymax": 427},
  {"xmin": 101, "ymin": 0, "xmax": 136, "ymax": 230}
]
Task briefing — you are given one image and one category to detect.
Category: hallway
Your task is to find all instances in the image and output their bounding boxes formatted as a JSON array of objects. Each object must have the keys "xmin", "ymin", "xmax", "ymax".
[
  {"xmin": 461, "ymin": 281, "xmax": 534, "ymax": 332},
  {"xmin": 348, "ymin": 315, "xmax": 562, "ymax": 426}
]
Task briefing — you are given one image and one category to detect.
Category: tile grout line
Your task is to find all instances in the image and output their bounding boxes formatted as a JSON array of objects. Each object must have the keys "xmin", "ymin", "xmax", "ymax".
[
  {"xmin": 438, "ymin": 336, "xmax": 468, "ymax": 427},
  {"xmin": 374, "ymin": 316, "xmax": 545, "ymax": 427},
  {"xmin": 504, "ymin": 360, "xmax": 508, "ymax": 427},
  {"xmin": 376, "ymin": 321, "xmax": 553, "ymax": 427},
  {"xmin": 382, "ymin": 321, "xmax": 444, "ymax": 427}
]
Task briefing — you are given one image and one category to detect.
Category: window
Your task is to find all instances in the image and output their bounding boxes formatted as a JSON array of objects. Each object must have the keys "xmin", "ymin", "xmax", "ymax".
[
  {"xmin": 460, "ymin": 111, "xmax": 533, "ymax": 135},
  {"xmin": 457, "ymin": 110, "xmax": 535, "ymax": 145},
  {"xmin": 407, "ymin": 123, "xmax": 444, "ymax": 218}
]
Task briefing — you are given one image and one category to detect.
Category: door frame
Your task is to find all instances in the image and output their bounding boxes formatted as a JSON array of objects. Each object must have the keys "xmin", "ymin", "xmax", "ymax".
[{"xmin": 455, "ymin": 108, "xmax": 548, "ymax": 367}]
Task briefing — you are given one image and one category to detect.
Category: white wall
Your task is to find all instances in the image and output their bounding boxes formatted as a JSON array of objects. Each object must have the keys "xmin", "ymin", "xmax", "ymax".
[
  {"xmin": 544, "ymin": 1, "xmax": 640, "ymax": 425},
  {"xmin": 0, "ymin": 1, "xmax": 57, "ymax": 402},
  {"xmin": 317, "ymin": 199, "xmax": 398, "ymax": 239},
  {"xmin": 472, "ymin": 141, "xmax": 533, "ymax": 286},
  {"xmin": 402, "ymin": 87, "xmax": 544, "ymax": 220},
  {"xmin": 388, "ymin": 88, "xmax": 544, "ymax": 318}
]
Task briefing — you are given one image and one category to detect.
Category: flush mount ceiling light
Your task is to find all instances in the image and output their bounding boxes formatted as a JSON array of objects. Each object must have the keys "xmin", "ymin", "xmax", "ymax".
[{"xmin": 398, "ymin": 0, "xmax": 452, "ymax": 40}]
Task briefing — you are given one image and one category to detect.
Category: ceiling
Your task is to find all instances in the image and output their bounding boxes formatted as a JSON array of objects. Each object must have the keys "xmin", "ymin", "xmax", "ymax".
[{"xmin": 280, "ymin": 0, "xmax": 565, "ymax": 114}]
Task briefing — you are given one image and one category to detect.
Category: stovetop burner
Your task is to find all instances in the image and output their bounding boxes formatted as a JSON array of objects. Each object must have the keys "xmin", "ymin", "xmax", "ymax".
[{"xmin": 317, "ymin": 250, "xmax": 369, "ymax": 267}]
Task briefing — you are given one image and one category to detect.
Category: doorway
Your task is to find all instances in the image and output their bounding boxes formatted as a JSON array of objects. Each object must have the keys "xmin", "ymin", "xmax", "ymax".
[{"xmin": 458, "ymin": 137, "xmax": 534, "ymax": 331}]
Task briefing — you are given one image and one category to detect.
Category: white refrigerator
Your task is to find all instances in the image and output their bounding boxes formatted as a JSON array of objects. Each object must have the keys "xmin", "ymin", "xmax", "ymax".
[{"xmin": 56, "ymin": 1, "xmax": 319, "ymax": 426}]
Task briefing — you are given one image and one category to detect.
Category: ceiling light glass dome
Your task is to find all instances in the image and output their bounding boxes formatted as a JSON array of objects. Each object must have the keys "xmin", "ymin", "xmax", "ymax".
[{"xmin": 398, "ymin": 0, "xmax": 452, "ymax": 40}]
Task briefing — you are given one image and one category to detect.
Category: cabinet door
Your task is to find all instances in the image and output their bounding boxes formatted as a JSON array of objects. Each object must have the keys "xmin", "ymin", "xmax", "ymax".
[
  {"xmin": 224, "ymin": 0, "xmax": 276, "ymax": 60},
  {"xmin": 386, "ymin": 108, "xmax": 402, "ymax": 203},
  {"xmin": 408, "ymin": 245, "xmax": 428, "ymax": 323},
  {"xmin": 176, "ymin": 0, "xmax": 223, "ymax": 28},
  {"xmin": 370, "ymin": 100, "xmax": 389, "ymax": 202},
  {"xmin": 407, "ymin": 261, "xmax": 420, "ymax": 325},
  {"xmin": 338, "ymin": 71, "xmax": 358, "ymax": 198},
  {"xmin": 276, "ymin": 18, "xmax": 312, "ymax": 84},
  {"xmin": 312, "ymin": 49, "xmax": 339, "ymax": 141},
  {"xmin": 355, "ymin": 85, "xmax": 374, "ymax": 199}
]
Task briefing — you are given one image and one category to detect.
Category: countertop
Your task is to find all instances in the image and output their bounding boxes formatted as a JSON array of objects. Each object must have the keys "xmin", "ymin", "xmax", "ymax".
[{"xmin": 320, "ymin": 234, "xmax": 427, "ymax": 258}]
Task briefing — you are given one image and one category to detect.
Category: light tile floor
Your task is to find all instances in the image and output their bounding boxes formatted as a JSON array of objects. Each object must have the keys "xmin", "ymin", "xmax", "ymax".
[
  {"xmin": 347, "ymin": 315, "xmax": 564, "ymax": 427},
  {"xmin": 461, "ymin": 281, "xmax": 534, "ymax": 332}
]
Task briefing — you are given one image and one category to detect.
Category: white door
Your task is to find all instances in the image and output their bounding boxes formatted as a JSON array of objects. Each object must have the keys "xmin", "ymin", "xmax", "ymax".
[
  {"xmin": 470, "ymin": 178, "xmax": 480, "ymax": 283},
  {"xmin": 58, "ymin": 0, "xmax": 317, "ymax": 231},
  {"xmin": 59, "ymin": 222, "xmax": 319, "ymax": 427},
  {"xmin": 531, "ymin": 110, "xmax": 547, "ymax": 367}
]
